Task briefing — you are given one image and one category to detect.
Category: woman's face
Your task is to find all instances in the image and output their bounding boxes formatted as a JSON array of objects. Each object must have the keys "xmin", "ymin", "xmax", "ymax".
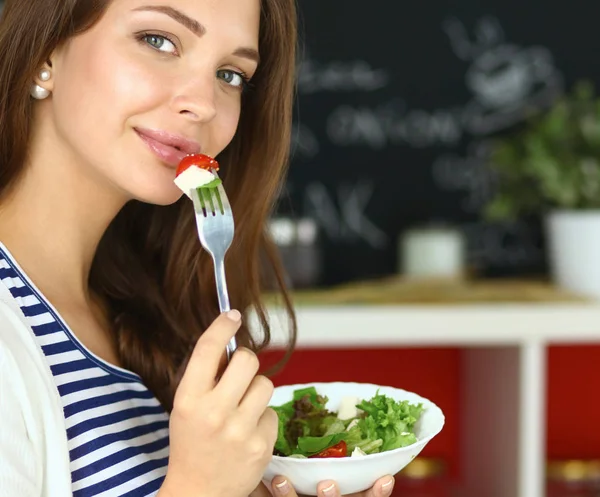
[{"xmin": 40, "ymin": 0, "xmax": 260, "ymax": 205}]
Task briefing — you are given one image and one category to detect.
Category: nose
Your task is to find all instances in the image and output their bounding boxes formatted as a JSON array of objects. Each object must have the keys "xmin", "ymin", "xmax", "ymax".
[{"xmin": 170, "ymin": 76, "xmax": 217, "ymax": 123}]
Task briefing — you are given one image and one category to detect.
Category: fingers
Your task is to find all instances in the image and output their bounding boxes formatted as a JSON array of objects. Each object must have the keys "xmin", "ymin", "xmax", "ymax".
[
  {"xmin": 176, "ymin": 311, "xmax": 242, "ymax": 396},
  {"xmin": 365, "ymin": 476, "xmax": 395, "ymax": 497},
  {"xmin": 256, "ymin": 406, "xmax": 278, "ymax": 449},
  {"xmin": 215, "ymin": 347, "xmax": 261, "ymax": 407},
  {"xmin": 314, "ymin": 475, "xmax": 396, "ymax": 497},
  {"xmin": 215, "ymin": 349, "xmax": 228, "ymax": 383},
  {"xmin": 268, "ymin": 475, "xmax": 397, "ymax": 497},
  {"xmin": 270, "ymin": 476, "xmax": 297, "ymax": 496},
  {"xmin": 238, "ymin": 374, "xmax": 275, "ymax": 421},
  {"xmin": 316, "ymin": 481, "xmax": 339, "ymax": 497}
]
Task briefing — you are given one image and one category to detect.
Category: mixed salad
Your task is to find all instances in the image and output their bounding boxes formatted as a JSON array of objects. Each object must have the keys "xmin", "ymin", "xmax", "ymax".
[{"xmin": 271, "ymin": 387, "xmax": 424, "ymax": 459}]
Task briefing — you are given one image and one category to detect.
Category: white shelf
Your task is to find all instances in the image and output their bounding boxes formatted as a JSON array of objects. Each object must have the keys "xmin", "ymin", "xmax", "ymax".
[
  {"xmin": 254, "ymin": 303, "xmax": 600, "ymax": 497},
  {"xmin": 258, "ymin": 302, "xmax": 600, "ymax": 348}
]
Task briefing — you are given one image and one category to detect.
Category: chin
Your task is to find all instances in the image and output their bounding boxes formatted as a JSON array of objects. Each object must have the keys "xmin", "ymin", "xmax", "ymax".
[{"xmin": 128, "ymin": 182, "xmax": 185, "ymax": 207}]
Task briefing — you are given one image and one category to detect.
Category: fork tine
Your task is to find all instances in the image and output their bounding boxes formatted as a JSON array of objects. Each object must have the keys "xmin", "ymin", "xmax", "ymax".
[
  {"xmin": 214, "ymin": 188, "xmax": 225, "ymax": 215},
  {"xmin": 216, "ymin": 183, "xmax": 231, "ymax": 214},
  {"xmin": 199, "ymin": 189, "xmax": 208, "ymax": 215},
  {"xmin": 191, "ymin": 188, "xmax": 203, "ymax": 215},
  {"xmin": 193, "ymin": 188, "xmax": 218, "ymax": 217},
  {"xmin": 205, "ymin": 188, "xmax": 217, "ymax": 215},
  {"xmin": 191, "ymin": 181, "xmax": 231, "ymax": 218}
]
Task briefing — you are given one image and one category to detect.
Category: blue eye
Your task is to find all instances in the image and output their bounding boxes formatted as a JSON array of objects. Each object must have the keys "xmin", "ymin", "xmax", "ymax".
[
  {"xmin": 217, "ymin": 69, "xmax": 248, "ymax": 90},
  {"xmin": 141, "ymin": 33, "xmax": 177, "ymax": 54}
]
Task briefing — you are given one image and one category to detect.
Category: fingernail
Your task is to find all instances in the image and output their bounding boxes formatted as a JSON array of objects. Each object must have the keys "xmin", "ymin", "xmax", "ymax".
[
  {"xmin": 226, "ymin": 310, "xmax": 241, "ymax": 322},
  {"xmin": 381, "ymin": 477, "xmax": 395, "ymax": 496},
  {"xmin": 321, "ymin": 483, "xmax": 337, "ymax": 496},
  {"xmin": 274, "ymin": 479, "xmax": 290, "ymax": 495}
]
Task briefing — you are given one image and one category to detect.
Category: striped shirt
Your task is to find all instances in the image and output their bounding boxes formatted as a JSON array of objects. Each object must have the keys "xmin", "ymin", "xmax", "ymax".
[{"xmin": 0, "ymin": 244, "xmax": 170, "ymax": 496}]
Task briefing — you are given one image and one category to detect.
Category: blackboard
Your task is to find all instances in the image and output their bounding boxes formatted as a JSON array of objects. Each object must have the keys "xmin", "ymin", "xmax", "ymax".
[{"xmin": 275, "ymin": 0, "xmax": 600, "ymax": 286}]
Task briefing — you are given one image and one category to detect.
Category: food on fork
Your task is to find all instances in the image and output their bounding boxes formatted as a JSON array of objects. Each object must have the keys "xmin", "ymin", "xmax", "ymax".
[{"xmin": 174, "ymin": 153, "xmax": 222, "ymax": 198}]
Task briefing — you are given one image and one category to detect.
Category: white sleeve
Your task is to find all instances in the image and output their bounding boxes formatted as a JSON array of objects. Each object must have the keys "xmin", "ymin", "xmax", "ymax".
[{"xmin": 0, "ymin": 342, "xmax": 41, "ymax": 497}]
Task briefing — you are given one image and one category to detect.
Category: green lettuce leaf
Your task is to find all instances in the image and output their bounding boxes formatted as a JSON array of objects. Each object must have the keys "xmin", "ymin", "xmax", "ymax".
[
  {"xmin": 292, "ymin": 386, "xmax": 327, "ymax": 408},
  {"xmin": 296, "ymin": 433, "xmax": 346, "ymax": 456},
  {"xmin": 356, "ymin": 391, "xmax": 423, "ymax": 451},
  {"xmin": 196, "ymin": 177, "xmax": 222, "ymax": 189},
  {"xmin": 272, "ymin": 403, "xmax": 294, "ymax": 456},
  {"xmin": 286, "ymin": 388, "xmax": 334, "ymax": 445},
  {"xmin": 323, "ymin": 418, "xmax": 345, "ymax": 436},
  {"xmin": 344, "ymin": 423, "xmax": 383, "ymax": 454}
]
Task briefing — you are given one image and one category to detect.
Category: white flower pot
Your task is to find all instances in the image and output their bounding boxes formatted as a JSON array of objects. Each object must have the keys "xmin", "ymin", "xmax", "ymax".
[{"xmin": 546, "ymin": 210, "xmax": 600, "ymax": 298}]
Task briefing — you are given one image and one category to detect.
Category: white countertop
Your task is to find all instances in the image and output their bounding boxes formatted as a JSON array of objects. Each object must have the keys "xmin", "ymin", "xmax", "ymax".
[{"xmin": 251, "ymin": 302, "xmax": 600, "ymax": 348}]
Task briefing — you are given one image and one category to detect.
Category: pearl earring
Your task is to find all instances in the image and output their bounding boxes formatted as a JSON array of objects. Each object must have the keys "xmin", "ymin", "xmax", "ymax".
[
  {"xmin": 30, "ymin": 84, "xmax": 50, "ymax": 100},
  {"xmin": 30, "ymin": 68, "xmax": 52, "ymax": 100}
]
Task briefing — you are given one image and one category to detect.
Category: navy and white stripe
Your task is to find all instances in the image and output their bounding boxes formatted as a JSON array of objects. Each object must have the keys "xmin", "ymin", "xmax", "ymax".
[{"xmin": 0, "ymin": 244, "xmax": 170, "ymax": 496}]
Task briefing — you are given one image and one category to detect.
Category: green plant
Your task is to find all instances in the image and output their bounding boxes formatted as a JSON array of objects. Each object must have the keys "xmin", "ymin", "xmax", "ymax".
[{"xmin": 484, "ymin": 80, "xmax": 600, "ymax": 220}]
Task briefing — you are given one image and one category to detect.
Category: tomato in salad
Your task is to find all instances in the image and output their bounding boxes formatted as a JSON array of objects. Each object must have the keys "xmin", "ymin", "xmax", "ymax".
[{"xmin": 309, "ymin": 441, "xmax": 348, "ymax": 458}]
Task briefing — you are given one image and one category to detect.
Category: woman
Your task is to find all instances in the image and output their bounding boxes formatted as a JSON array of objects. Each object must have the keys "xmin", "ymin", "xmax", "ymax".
[{"xmin": 0, "ymin": 1, "xmax": 396, "ymax": 496}]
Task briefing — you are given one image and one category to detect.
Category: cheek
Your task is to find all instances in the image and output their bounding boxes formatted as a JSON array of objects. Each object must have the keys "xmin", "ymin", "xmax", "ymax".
[
  {"xmin": 215, "ymin": 98, "xmax": 243, "ymax": 153},
  {"xmin": 52, "ymin": 41, "xmax": 165, "ymax": 146}
]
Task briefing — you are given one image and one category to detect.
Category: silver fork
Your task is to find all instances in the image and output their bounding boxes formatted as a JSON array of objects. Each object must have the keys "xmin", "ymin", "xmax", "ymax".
[{"xmin": 190, "ymin": 179, "xmax": 237, "ymax": 362}]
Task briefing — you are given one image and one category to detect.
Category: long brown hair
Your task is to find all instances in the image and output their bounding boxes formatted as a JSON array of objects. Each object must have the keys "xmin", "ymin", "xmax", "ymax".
[{"xmin": 0, "ymin": 0, "xmax": 297, "ymax": 410}]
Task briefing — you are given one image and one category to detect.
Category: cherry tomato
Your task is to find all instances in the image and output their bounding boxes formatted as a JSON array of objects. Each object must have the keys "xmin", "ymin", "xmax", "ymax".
[
  {"xmin": 176, "ymin": 154, "xmax": 219, "ymax": 177},
  {"xmin": 309, "ymin": 441, "xmax": 348, "ymax": 458}
]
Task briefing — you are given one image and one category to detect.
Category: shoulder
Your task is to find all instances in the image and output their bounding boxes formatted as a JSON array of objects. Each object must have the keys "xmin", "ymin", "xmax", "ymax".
[
  {"xmin": 0, "ymin": 303, "xmax": 39, "ymax": 491},
  {"xmin": 0, "ymin": 295, "xmax": 37, "ymax": 367},
  {"xmin": 0, "ymin": 274, "xmax": 42, "ymax": 365},
  {"xmin": 0, "ymin": 292, "xmax": 57, "ymax": 496},
  {"xmin": 0, "ymin": 297, "xmax": 37, "ymax": 414},
  {"xmin": 0, "ymin": 320, "xmax": 28, "ymax": 409},
  {"xmin": 0, "ymin": 257, "xmax": 69, "ymax": 495},
  {"xmin": 0, "ymin": 286, "xmax": 55, "ymax": 414},
  {"xmin": 0, "ymin": 338, "xmax": 43, "ymax": 496}
]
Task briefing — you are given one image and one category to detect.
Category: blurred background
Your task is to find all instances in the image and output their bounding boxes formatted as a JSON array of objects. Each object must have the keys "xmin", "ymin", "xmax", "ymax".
[
  {"xmin": 271, "ymin": 1, "xmax": 600, "ymax": 289},
  {"xmin": 262, "ymin": 2, "xmax": 600, "ymax": 497},
  {"xmin": 2, "ymin": 0, "xmax": 598, "ymax": 495}
]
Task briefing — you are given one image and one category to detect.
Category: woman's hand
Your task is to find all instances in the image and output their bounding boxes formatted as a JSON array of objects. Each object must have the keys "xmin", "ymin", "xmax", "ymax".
[
  {"xmin": 250, "ymin": 475, "xmax": 396, "ymax": 497},
  {"xmin": 158, "ymin": 310, "xmax": 278, "ymax": 497}
]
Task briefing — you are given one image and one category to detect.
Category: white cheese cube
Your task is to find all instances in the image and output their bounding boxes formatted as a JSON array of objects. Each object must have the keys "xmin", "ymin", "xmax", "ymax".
[
  {"xmin": 337, "ymin": 396, "xmax": 360, "ymax": 420},
  {"xmin": 174, "ymin": 166, "xmax": 216, "ymax": 199},
  {"xmin": 351, "ymin": 447, "xmax": 367, "ymax": 457}
]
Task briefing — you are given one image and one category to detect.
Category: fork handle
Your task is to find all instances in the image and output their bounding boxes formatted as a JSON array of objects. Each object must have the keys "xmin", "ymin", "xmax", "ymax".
[{"xmin": 214, "ymin": 257, "xmax": 237, "ymax": 361}]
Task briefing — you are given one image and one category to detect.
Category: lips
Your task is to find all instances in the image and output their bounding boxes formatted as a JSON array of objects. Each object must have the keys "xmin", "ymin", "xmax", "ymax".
[{"xmin": 135, "ymin": 127, "xmax": 201, "ymax": 169}]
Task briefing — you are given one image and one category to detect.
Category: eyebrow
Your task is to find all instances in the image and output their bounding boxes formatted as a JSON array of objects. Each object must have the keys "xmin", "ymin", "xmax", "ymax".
[
  {"xmin": 134, "ymin": 5, "xmax": 205, "ymax": 36},
  {"xmin": 133, "ymin": 5, "xmax": 260, "ymax": 64},
  {"xmin": 233, "ymin": 47, "xmax": 260, "ymax": 64}
]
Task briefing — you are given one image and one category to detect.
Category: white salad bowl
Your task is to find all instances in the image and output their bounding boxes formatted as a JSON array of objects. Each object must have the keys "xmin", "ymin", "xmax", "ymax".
[{"xmin": 263, "ymin": 382, "xmax": 445, "ymax": 496}]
